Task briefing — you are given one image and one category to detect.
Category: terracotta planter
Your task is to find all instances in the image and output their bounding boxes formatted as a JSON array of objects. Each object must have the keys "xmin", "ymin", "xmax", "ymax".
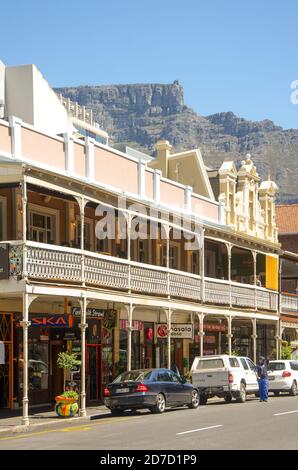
[{"xmin": 55, "ymin": 395, "xmax": 79, "ymax": 417}]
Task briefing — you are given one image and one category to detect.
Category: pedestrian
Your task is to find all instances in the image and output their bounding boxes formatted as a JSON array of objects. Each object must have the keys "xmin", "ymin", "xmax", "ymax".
[{"xmin": 256, "ymin": 356, "xmax": 269, "ymax": 402}]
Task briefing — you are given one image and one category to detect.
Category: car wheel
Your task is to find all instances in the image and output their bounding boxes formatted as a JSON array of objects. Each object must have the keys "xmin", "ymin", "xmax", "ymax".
[
  {"xmin": 290, "ymin": 381, "xmax": 297, "ymax": 396},
  {"xmin": 110, "ymin": 408, "xmax": 125, "ymax": 416},
  {"xmin": 151, "ymin": 393, "xmax": 166, "ymax": 414},
  {"xmin": 199, "ymin": 394, "xmax": 208, "ymax": 406},
  {"xmin": 255, "ymin": 392, "xmax": 259, "ymax": 398},
  {"xmin": 273, "ymin": 391, "xmax": 280, "ymax": 396},
  {"xmin": 236, "ymin": 383, "xmax": 247, "ymax": 403},
  {"xmin": 224, "ymin": 393, "xmax": 233, "ymax": 403},
  {"xmin": 188, "ymin": 389, "xmax": 199, "ymax": 409}
]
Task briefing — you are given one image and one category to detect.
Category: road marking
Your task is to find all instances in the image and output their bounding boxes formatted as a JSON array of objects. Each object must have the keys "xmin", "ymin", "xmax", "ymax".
[
  {"xmin": 0, "ymin": 415, "xmax": 142, "ymax": 442},
  {"xmin": 61, "ymin": 426, "xmax": 92, "ymax": 432},
  {"xmin": 177, "ymin": 425, "xmax": 223, "ymax": 436},
  {"xmin": 274, "ymin": 409, "xmax": 298, "ymax": 417}
]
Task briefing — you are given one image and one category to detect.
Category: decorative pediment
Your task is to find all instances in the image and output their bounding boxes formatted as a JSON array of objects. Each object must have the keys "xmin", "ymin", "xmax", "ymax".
[
  {"xmin": 238, "ymin": 154, "xmax": 260, "ymax": 181},
  {"xmin": 219, "ymin": 161, "xmax": 237, "ymax": 177},
  {"xmin": 259, "ymin": 180, "xmax": 278, "ymax": 197}
]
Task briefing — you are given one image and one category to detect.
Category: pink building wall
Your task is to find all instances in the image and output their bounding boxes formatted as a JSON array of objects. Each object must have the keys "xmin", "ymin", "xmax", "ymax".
[
  {"xmin": 73, "ymin": 142, "xmax": 86, "ymax": 178},
  {"xmin": 145, "ymin": 170, "xmax": 154, "ymax": 200},
  {"xmin": 21, "ymin": 127, "xmax": 65, "ymax": 170},
  {"xmin": 94, "ymin": 146, "xmax": 139, "ymax": 194},
  {"xmin": 0, "ymin": 123, "xmax": 11, "ymax": 154},
  {"xmin": 160, "ymin": 180, "xmax": 185, "ymax": 209},
  {"xmin": 0, "ymin": 121, "xmax": 220, "ymax": 224}
]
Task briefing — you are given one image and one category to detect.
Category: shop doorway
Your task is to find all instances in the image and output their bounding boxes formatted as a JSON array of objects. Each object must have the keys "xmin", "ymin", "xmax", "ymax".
[
  {"xmin": 86, "ymin": 345, "xmax": 102, "ymax": 401},
  {"xmin": 50, "ymin": 341, "xmax": 64, "ymax": 401},
  {"xmin": 0, "ymin": 313, "xmax": 13, "ymax": 409},
  {"xmin": 171, "ymin": 339, "xmax": 183, "ymax": 374},
  {"xmin": 142, "ymin": 322, "xmax": 155, "ymax": 369}
]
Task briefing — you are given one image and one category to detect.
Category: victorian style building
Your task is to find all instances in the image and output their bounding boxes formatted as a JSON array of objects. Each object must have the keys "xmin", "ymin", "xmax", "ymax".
[{"xmin": 0, "ymin": 61, "xmax": 280, "ymax": 424}]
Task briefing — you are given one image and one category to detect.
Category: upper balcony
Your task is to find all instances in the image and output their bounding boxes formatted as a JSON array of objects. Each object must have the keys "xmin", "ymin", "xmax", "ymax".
[{"xmin": 0, "ymin": 239, "xmax": 278, "ymax": 312}]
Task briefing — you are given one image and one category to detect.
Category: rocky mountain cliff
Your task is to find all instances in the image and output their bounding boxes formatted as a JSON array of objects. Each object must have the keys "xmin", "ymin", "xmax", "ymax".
[{"xmin": 55, "ymin": 82, "xmax": 298, "ymax": 202}]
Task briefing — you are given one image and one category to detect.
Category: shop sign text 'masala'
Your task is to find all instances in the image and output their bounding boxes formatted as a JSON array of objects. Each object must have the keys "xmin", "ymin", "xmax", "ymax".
[{"xmin": 157, "ymin": 324, "xmax": 193, "ymax": 339}]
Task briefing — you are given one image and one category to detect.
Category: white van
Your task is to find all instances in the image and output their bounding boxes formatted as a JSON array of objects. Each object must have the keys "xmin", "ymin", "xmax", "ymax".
[{"xmin": 190, "ymin": 354, "xmax": 259, "ymax": 404}]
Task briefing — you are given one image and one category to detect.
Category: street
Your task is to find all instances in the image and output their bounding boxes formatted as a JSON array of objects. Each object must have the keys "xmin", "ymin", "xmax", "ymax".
[{"xmin": 0, "ymin": 394, "xmax": 298, "ymax": 450}]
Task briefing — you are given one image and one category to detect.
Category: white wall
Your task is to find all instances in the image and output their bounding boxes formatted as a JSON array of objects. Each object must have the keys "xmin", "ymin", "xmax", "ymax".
[
  {"xmin": 4, "ymin": 63, "xmax": 70, "ymax": 135},
  {"xmin": 32, "ymin": 64, "xmax": 70, "ymax": 135},
  {"xmin": 5, "ymin": 64, "xmax": 35, "ymax": 125}
]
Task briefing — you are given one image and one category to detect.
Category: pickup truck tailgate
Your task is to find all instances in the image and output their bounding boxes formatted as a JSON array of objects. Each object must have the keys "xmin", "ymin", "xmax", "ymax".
[{"xmin": 192, "ymin": 370, "xmax": 228, "ymax": 388}]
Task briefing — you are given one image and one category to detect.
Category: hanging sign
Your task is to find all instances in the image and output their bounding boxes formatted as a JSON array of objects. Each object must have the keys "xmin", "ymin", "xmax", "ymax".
[
  {"xmin": 157, "ymin": 324, "xmax": 193, "ymax": 339},
  {"xmin": 31, "ymin": 314, "xmax": 73, "ymax": 328},
  {"xmin": 203, "ymin": 323, "xmax": 226, "ymax": 332},
  {"xmin": 72, "ymin": 307, "xmax": 105, "ymax": 318},
  {"xmin": 0, "ymin": 341, "xmax": 5, "ymax": 364},
  {"xmin": 120, "ymin": 320, "xmax": 143, "ymax": 331}
]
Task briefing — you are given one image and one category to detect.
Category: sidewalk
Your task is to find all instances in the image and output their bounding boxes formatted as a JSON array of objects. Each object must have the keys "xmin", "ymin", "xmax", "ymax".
[{"xmin": 0, "ymin": 404, "xmax": 110, "ymax": 433}]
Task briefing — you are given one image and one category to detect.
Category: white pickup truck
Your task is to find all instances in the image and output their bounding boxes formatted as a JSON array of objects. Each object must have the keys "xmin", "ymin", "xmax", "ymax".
[{"xmin": 190, "ymin": 355, "xmax": 259, "ymax": 405}]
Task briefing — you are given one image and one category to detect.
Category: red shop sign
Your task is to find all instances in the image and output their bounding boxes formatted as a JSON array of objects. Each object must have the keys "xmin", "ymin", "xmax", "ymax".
[
  {"xmin": 203, "ymin": 323, "xmax": 226, "ymax": 332},
  {"xmin": 120, "ymin": 320, "xmax": 143, "ymax": 331}
]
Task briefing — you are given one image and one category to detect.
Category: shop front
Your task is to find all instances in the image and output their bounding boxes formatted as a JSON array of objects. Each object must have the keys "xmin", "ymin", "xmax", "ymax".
[
  {"xmin": 256, "ymin": 324, "xmax": 276, "ymax": 360},
  {"xmin": 189, "ymin": 321, "xmax": 227, "ymax": 367},
  {"xmin": 15, "ymin": 308, "xmax": 117, "ymax": 407},
  {"xmin": 118, "ymin": 320, "xmax": 156, "ymax": 373}
]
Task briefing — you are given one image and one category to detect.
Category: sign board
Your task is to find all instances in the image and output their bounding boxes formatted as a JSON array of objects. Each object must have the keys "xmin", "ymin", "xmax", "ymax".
[
  {"xmin": 157, "ymin": 324, "xmax": 193, "ymax": 339},
  {"xmin": 72, "ymin": 307, "xmax": 105, "ymax": 318},
  {"xmin": 120, "ymin": 320, "xmax": 143, "ymax": 331},
  {"xmin": 0, "ymin": 341, "xmax": 4, "ymax": 364},
  {"xmin": 203, "ymin": 323, "xmax": 226, "ymax": 332},
  {"xmin": 31, "ymin": 314, "xmax": 74, "ymax": 328},
  {"xmin": 0, "ymin": 244, "xmax": 9, "ymax": 280}
]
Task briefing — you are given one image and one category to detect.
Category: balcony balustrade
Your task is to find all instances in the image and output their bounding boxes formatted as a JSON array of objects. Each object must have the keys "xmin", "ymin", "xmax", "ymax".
[
  {"xmin": 2, "ymin": 241, "xmax": 278, "ymax": 312},
  {"xmin": 281, "ymin": 293, "xmax": 298, "ymax": 314}
]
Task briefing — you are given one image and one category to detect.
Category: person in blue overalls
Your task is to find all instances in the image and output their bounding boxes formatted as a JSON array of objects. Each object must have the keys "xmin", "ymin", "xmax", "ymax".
[{"xmin": 256, "ymin": 356, "xmax": 269, "ymax": 402}]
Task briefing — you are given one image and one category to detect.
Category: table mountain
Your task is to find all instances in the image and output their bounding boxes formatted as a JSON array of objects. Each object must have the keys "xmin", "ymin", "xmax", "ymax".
[{"xmin": 55, "ymin": 82, "xmax": 298, "ymax": 202}]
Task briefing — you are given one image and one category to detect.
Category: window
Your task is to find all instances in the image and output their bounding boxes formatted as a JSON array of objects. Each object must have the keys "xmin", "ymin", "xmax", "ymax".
[
  {"xmin": 0, "ymin": 196, "xmax": 7, "ymax": 240},
  {"xmin": 169, "ymin": 372, "xmax": 181, "ymax": 383},
  {"xmin": 75, "ymin": 218, "xmax": 93, "ymax": 251},
  {"xmin": 161, "ymin": 242, "xmax": 180, "ymax": 270},
  {"xmin": 192, "ymin": 251, "xmax": 200, "ymax": 275},
  {"xmin": 246, "ymin": 358, "xmax": 256, "ymax": 371},
  {"xmin": 113, "ymin": 370, "xmax": 152, "ymax": 383},
  {"xmin": 240, "ymin": 358, "xmax": 249, "ymax": 370},
  {"xmin": 229, "ymin": 357, "xmax": 240, "ymax": 368},
  {"xmin": 268, "ymin": 362, "xmax": 286, "ymax": 371},
  {"xmin": 157, "ymin": 371, "xmax": 171, "ymax": 382},
  {"xmin": 290, "ymin": 362, "xmax": 298, "ymax": 371},
  {"xmin": 205, "ymin": 250, "xmax": 216, "ymax": 277},
  {"xmin": 196, "ymin": 358, "xmax": 224, "ymax": 370},
  {"xmin": 30, "ymin": 211, "xmax": 56, "ymax": 244}
]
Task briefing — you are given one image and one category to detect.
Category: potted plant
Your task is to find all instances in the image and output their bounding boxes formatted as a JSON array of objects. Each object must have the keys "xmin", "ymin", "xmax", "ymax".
[{"xmin": 55, "ymin": 352, "xmax": 81, "ymax": 417}]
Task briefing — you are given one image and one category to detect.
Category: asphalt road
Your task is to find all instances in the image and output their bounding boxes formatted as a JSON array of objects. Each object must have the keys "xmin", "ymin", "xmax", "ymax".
[{"xmin": 1, "ymin": 394, "xmax": 298, "ymax": 450}]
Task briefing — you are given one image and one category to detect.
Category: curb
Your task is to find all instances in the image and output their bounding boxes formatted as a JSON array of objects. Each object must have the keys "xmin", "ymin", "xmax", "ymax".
[{"xmin": 0, "ymin": 411, "xmax": 110, "ymax": 434}]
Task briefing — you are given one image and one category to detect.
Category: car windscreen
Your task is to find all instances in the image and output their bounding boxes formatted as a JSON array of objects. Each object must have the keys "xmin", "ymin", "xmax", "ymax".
[
  {"xmin": 196, "ymin": 358, "xmax": 224, "ymax": 370},
  {"xmin": 113, "ymin": 370, "xmax": 152, "ymax": 383},
  {"xmin": 268, "ymin": 362, "xmax": 286, "ymax": 371}
]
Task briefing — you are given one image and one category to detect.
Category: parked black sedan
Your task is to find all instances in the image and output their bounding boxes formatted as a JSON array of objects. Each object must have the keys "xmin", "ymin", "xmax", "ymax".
[{"xmin": 104, "ymin": 368, "xmax": 199, "ymax": 415}]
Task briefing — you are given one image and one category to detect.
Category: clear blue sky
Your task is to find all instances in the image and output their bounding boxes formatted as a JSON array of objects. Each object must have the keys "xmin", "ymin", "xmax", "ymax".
[{"xmin": 1, "ymin": 0, "xmax": 298, "ymax": 128}]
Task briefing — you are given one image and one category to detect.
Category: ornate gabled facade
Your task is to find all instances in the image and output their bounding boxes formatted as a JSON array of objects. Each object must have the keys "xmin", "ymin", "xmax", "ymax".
[{"xmin": 218, "ymin": 154, "xmax": 278, "ymax": 244}]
